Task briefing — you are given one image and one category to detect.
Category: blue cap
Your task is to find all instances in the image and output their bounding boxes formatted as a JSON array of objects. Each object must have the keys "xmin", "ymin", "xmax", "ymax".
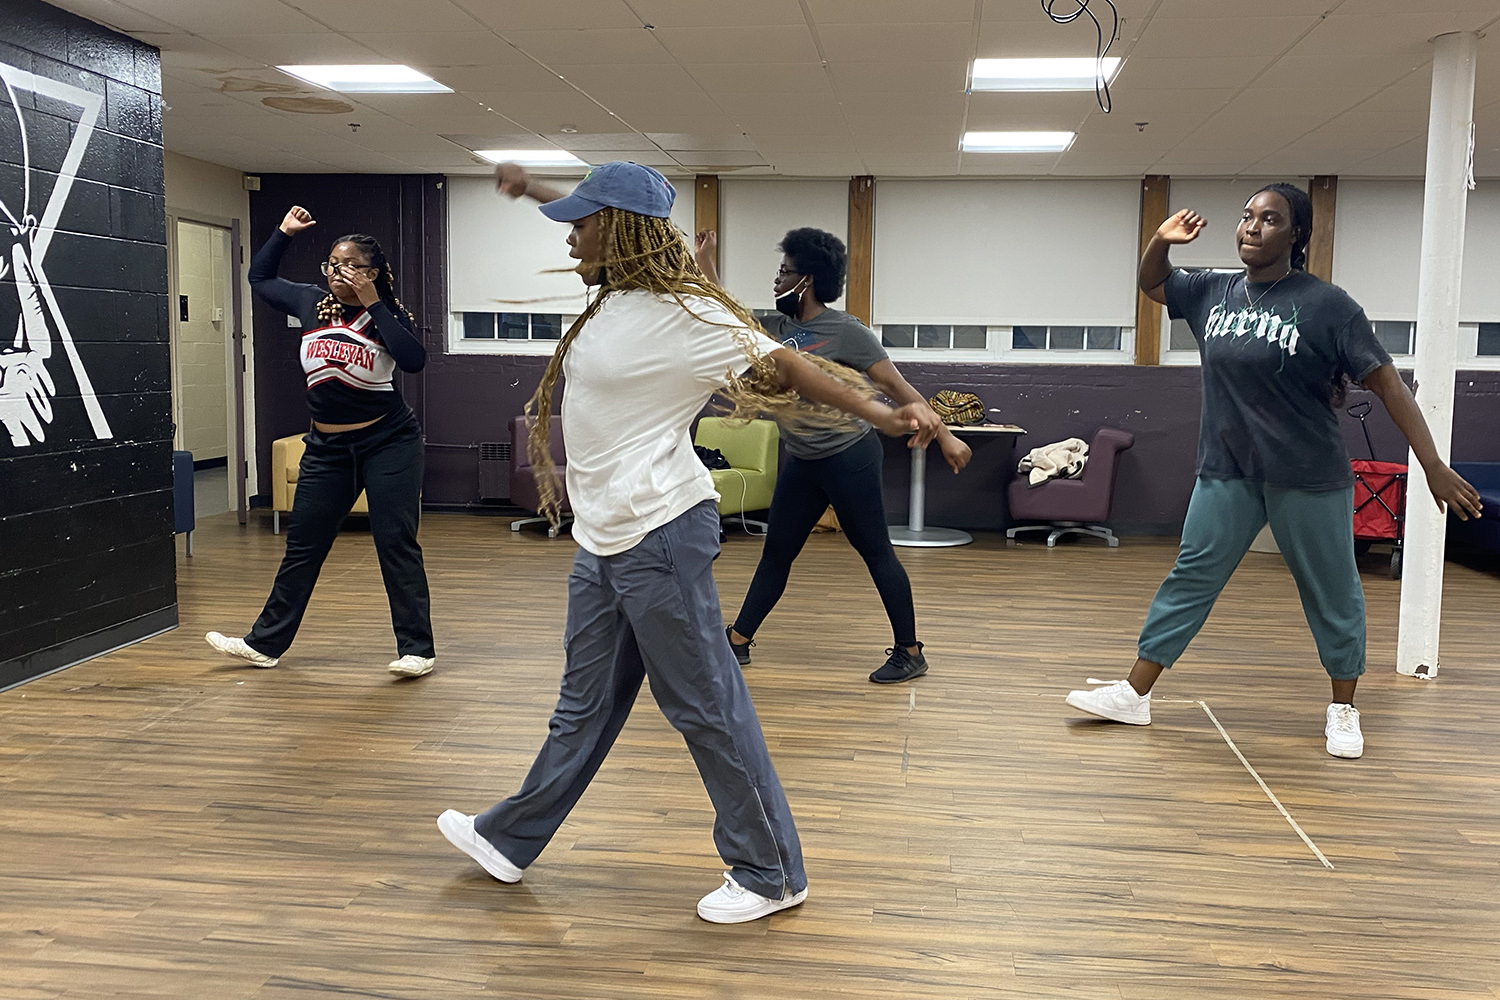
[{"xmin": 538, "ymin": 161, "xmax": 676, "ymax": 222}]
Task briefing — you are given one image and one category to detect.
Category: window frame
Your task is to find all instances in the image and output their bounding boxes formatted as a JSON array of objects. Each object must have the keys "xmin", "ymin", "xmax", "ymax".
[
  {"xmin": 880, "ymin": 323, "xmax": 1136, "ymax": 365},
  {"xmin": 446, "ymin": 310, "xmax": 575, "ymax": 356}
]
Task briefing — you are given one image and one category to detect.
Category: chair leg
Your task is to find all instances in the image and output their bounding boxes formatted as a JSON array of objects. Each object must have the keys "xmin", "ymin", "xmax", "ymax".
[
  {"xmin": 1006, "ymin": 524, "xmax": 1054, "ymax": 542},
  {"xmin": 513, "ymin": 514, "xmax": 573, "ymax": 537},
  {"xmin": 273, "ymin": 510, "xmax": 280, "ymax": 535},
  {"xmin": 1046, "ymin": 524, "xmax": 1120, "ymax": 547}
]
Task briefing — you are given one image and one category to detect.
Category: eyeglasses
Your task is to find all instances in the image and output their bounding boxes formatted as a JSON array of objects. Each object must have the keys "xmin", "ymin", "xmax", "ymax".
[
  {"xmin": 776, "ymin": 266, "xmax": 801, "ymax": 279},
  {"xmin": 320, "ymin": 261, "xmax": 378, "ymax": 276}
]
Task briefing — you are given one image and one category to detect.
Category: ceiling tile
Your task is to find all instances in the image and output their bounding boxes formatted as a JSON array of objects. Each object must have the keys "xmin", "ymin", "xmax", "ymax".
[
  {"xmin": 467, "ymin": 0, "xmax": 642, "ymax": 31},
  {"xmin": 817, "ymin": 22, "xmax": 976, "ymax": 63},
  {"xmin": 1131, "ymin": 15, "xmax": 1321, "ymax": 59},
  {"xmin": 345, "ymin": 32, "xmax": 533, "ymax": 68},
  {"xmin": 497, "ymin": 28, "xmax": 675, "ymax": 65},
  {"xmin": 538, "ymin": 132, "xmax": 655, "ymax": 151},
  {"xmin": 627, "ymin": 0, "xmax": 807, "ymax": 28},
  {"xmin": 651, "ymin": 25, "xmax": 820, "ymax": 63},
  {"xmin": 826, "ymin": 61, "xmax": 968, "ymax": 95},
  {"xmin": 646, "ymin": 133, "xmax": 757, "ymax": 151},
  {"xmin": 202, "ymin": 33, "xmax": 384, "ymax": 65},
  {"xmin": 1116, "ymin": 56, "xmax": 1274, "ymax": 91},
  {"xmin": 683, "ymin": 62, "xmax": 831, "ymax": 95},
  {"xmin": 811, "ymin": 0, "xmax": 975, "ymax": 23},
  {"xmin": 976, "ymin": 19, "xmax": 1115, "ymax": 59},
  {"xmin": 542, "ymin": 62, "xmax": 704, "ymax": 95},
  {"xmin": 735, "ymin": 113, "xmax": 850, "ymax": 136},
  {"xmin": 283, "ymin": 0, "xmax": 486, "ymax": 33}
]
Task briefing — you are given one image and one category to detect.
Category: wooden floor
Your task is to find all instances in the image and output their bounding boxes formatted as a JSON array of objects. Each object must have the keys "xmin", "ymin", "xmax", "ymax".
[{"xmin": 3, "ymin": 512, "xmax": 1500, "ymax": 1000}]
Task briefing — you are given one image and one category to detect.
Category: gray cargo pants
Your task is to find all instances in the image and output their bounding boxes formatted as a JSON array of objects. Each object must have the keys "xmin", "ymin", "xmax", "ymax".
[{"xmin": 475, "ymin": 500, "xmax": 806, "ymax": 900}]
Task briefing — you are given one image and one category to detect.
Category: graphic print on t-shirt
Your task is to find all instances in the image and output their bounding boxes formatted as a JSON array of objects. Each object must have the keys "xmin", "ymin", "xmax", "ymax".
[
  {"xmin": 1203, "ymin": 300, "xmax": 1303, "ymax": 360},
  {"xmin": 299, "ymin": 310, "xmax": 396, "ymax": 392},
  {"xmin": 776, "ymin": 323, "xmax": 831, "ymax": 355}
]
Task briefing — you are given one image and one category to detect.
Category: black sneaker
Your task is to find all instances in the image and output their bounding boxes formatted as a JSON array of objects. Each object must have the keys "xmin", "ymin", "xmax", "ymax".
[
  {"xmin": 869, "ymin": 643, "xmax": 927, "ymax": 684},
  {"xmin": 726, "ymin": 627, "xmax": 753, "ymax": 667}
]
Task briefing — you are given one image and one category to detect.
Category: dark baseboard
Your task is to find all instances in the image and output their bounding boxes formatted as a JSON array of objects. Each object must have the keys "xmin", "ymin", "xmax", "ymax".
[
  {"xmin": 192, "ymin": 456, "xmax": 228, "ymax": 471},
  {"xmin": 0, "ymin": 606, "xmax": 179, "ymax": 694}
]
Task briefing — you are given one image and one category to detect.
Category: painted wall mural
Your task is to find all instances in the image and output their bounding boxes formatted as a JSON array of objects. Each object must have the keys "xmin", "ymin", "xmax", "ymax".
[
  {"xmin": 0, "ymin": 59, "xmax": 112, "ymax": 447},
  {"xmin": 0, "ymin": 0, "xmax": 174, "ymax": 690}
]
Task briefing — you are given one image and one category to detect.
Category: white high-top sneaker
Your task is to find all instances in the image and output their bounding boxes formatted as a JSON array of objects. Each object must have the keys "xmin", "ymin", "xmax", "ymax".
[
  {"xmin": 1325, "ymin": 703, "xmax": 1364, "ymax": 759},
  {"xmin": 1065, "ymin": 678, "xmax": 1152, "ymax": 725}
]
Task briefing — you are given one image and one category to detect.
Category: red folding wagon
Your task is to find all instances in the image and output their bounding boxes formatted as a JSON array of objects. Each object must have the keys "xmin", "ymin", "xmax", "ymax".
[{"xmin": 1347, "ymin": 401, "xmax": 1407, "ymax": 579}]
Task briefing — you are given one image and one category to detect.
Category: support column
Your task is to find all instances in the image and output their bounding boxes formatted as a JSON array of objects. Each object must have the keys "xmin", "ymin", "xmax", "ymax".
[
  {"xmin": 1397, "ymin": 31, "xmax": 1478, "ymax": 679},
  {"xmin": 846, "ymin": 175, "xmax": 875, "ymax": 325},
  {"xmin": 695, "ymin": 174, "xmax": 719, "ymax": 271},
  {"xmin": 1306, "ymin": 176, "xmax": 1337, "ymax": 283},
  {"xmin": 1135, "ymin": 175, "xmax": 1169, "ymax": 365}
]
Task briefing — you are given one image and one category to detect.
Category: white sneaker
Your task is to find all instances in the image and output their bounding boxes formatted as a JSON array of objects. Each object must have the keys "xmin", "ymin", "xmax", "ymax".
[
  {"xmin": 205, "ymin": 631, "xmax": 278, "ymax": 668},
  {"xmin": 696, "ymin": 873, "xmax": 807, "ymax": 924},
  {"xmin": 436, "ymin": 810, "xmax": 522, "ymax": 883},
  {"xmin": 1065, "ymin": 678, "xmax": 1151, "ymax": 725},
  {"xmin": 1325, "ymin": 703, "xmax": 1364, "ymax": 759},
  {"xmin": 389, "ymin": 654, "xmax": 435, "ymax": 678}
]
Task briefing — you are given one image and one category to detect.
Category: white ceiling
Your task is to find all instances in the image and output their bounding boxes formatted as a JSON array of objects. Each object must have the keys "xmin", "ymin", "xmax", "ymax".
[{"xmin": 47, "ymin": 0, "xmax": 1500, "ymax": 178}]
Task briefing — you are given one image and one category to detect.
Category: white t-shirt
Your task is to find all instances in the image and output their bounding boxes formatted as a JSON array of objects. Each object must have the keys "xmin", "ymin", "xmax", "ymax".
[{"xmin": 561, "ymin": 289, "xmax": 781, "ymax": 557}]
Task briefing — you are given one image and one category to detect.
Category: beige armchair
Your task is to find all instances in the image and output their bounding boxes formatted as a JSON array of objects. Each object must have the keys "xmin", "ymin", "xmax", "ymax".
[{"xmin": 271, "ymin": 434, "xmax": 367, "ymax": 534}]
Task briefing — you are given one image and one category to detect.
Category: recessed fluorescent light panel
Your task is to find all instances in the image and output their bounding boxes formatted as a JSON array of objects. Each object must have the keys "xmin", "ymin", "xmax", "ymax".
[
  {"xmin": 962, "ymin": 131, "xmax": 1076, "ymax": 153},
  {"xmin": 970, "ymin": 57, "xmax": 1121, "ymax": 92},
  {"xmin": 473, "ymin": 149, "xmax": 589, "ymax": 168},
  {"xmin": 277, "ymin": 65, "xmax": 452, "ymax": 94}
]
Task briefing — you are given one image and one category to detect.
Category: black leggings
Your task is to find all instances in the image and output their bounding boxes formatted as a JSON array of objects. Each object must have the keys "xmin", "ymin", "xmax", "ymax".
[
  {"xmin": 731, "ymin": 431, "xmax": 917, "ymax": 648},
  {"xmin": 247, "ymin": 410, "xmax": 434, "ymax": 659}
]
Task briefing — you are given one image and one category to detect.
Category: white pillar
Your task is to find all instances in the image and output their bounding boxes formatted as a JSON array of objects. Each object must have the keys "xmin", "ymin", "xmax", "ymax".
[{"xmin": 1396, "ymin": 31, "xmax": 1478, "ymax": 678}]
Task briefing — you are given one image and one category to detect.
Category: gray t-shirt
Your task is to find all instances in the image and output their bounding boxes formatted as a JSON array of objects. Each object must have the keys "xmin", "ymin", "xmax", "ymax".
[
  {"xmin": 1164, "ymin": 268, "xmax": 1391, "ymax": 491},
  {"xmin": 760, "ymin": 309, "xmax": 889, "ymax": 460}
]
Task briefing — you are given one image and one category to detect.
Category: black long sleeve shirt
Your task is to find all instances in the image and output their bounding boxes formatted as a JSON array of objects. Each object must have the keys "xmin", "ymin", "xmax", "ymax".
[{"xmin": 249, "ymin": 229, "xmax": 425, "ymax": 424}]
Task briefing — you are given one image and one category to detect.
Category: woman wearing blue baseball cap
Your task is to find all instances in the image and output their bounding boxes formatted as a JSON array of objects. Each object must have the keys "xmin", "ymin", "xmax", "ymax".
[{"xmin": 438, "ymin": 160, "xmax": 945, "ymax": 923}]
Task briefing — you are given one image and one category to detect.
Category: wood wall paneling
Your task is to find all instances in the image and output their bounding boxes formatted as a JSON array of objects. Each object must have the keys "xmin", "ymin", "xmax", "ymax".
[
  {"xmin": 846, "ymin": 175, "xmax": 875, "ymax": 326},
  {"xmin": 695, "ymin": 174, "xmax": 720, "ymax": 273},
  {"xmin": 1135, "ymin": 175, "xmax": 1170, "ymax": 366},
  {"xmin": 1308, "ymin": 175, "xmax": 1338, "ymax": 283}
]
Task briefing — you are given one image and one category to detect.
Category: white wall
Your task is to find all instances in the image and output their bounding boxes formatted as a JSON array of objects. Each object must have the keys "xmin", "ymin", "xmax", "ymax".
[
  {"xmin": 447, "ymin": 174, "xmax": 696, "ymax": 316},
  {"xmin": 1335, "ymin": 178, "xmax": 1500, "ymax": 322},
  {"xmin": 163, "ymin": 151, "xmax": 256, "ymax": 507},
  {"xmin": 1167, "ymin": 177, "xmax": 1302, "ymax": 269},
  {"xmin": 873, "ymin": 178, "xmax": 1140, "ymax": 326},
  {"xmin": 719, "ymin": 179, "xmax": 848, "ymax": 310}
]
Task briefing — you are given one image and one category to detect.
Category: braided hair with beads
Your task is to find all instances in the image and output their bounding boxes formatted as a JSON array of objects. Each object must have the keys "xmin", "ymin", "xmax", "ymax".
[
  {"xmin": 314, "ymin": 233, "xmax": 415, "ymax": 328},
  {"xmin": 524, "ymin": 207, "xmax": 875, "ymax": 530}
]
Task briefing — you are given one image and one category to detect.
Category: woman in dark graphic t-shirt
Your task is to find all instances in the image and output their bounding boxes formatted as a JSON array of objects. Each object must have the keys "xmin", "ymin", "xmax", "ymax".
[
  {"xmin": 204, "ymin": 205, "xmax": 437, "ymax": 679},
  {"xmin": 1065, "ymin": 183, "xmax": 1482, "ymax": 759}
]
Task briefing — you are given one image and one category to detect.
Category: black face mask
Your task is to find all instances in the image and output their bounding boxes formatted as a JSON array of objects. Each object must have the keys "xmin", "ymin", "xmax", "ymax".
[{"xmin": 774, "ymin": 277, "xmax": 806, "ymax": 318}]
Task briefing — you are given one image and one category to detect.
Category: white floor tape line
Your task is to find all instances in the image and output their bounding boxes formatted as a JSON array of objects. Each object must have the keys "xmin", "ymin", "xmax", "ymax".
[{"xmin": 1197, "ymin": 699, "xmax": 1335, "ymax": 871}]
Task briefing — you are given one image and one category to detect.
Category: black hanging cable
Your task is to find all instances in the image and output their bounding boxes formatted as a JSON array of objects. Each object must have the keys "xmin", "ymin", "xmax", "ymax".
[{"xmin": 1040, "ymin": 0, "xmax": 1119, "ymax": 113}]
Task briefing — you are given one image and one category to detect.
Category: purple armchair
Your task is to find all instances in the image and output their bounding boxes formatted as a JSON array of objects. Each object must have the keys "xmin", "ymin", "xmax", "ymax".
[
  {"xmin": 510, "ymin": 415, "xmax": 571, "ymax": 538},
  {"xmin": 1006, "ymin": 427, "xmax": 1135, "ymax": 547}
]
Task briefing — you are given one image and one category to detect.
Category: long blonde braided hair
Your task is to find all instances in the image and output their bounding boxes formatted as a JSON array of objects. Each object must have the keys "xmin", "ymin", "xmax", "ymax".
[{"xmin": 525, "ymin": 207, "xmax": 874, "ymax": 529}]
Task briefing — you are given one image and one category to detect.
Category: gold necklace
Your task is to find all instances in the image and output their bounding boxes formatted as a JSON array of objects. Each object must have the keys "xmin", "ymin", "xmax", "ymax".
[{"xmin": 1244, "ymin": 269, "xmax": 1291, "ymax": 310}]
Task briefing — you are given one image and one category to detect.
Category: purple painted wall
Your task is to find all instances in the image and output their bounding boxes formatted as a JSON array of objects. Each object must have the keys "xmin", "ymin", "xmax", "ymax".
[{"xmin": 248, "ymin": 175, "xmax": 1500, "ymax": 534}]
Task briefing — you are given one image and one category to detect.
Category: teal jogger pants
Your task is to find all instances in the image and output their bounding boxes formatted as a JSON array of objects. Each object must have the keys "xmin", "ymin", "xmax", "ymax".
[{"xmin": 1138, "ymin": 477, "xmax": 1366, "ymax": 680}]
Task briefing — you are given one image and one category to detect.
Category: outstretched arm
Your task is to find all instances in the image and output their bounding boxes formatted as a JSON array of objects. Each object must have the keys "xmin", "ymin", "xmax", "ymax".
[
  {"xmin": 249, "ymin": 206, "xmax": 325, "ymax": 316},
  {"xmin": 693, "ymin": 230, "xmax": 721, "ymax": 285},
  {"xmin": 1139, "ymin": 209, "xmax": 1206, "ymax": 305},
  {"xmin": 768, "ymin": 347, "xmax": 941, "ymax": 448},
  {"xmin": 496, "ymin": 163, "xmax": 566, "ymax": 205},
  {"xmin": 1363, "ymin": 363, "xmax": 1482, "ymax": 519},
  {"xmin": 866, "ymin": 359, "xmax": 970, "ymax": 472}
]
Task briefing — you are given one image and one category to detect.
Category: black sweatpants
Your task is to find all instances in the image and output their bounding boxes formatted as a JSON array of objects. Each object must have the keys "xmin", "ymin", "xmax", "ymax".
[
  {"xmin": 247, "ymin": 411, "xmax": 434, "ymax": 659},
  {"xmin": 731, "ymin": 431, "xmax": 917, "ymax": 648}
]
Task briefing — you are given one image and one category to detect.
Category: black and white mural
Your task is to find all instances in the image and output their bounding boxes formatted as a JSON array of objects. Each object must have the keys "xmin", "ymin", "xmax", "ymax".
[
  {"xmin": 0, "ymin": 60, "xmax": 112, "ymax": 447},
  {"xmin": 0, "ymin": 0, "xmax": 174, "ymax": 689}
]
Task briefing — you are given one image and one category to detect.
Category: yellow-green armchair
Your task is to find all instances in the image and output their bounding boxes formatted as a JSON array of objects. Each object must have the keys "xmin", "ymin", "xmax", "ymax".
[{"xmin": 694, "ymin": 417, "xmax": 779, "ymax": 533}]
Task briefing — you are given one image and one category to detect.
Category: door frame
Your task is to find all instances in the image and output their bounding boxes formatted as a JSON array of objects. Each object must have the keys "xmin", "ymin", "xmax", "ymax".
[{"xmin": 165, "ymin": 210, "xmax": 250, "ymax": 523}]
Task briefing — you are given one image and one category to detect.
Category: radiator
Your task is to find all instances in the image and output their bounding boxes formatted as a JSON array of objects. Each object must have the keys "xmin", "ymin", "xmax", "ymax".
[{"xmin": 478, "ymin": 441, "xmax": 511, "ymax": 499}]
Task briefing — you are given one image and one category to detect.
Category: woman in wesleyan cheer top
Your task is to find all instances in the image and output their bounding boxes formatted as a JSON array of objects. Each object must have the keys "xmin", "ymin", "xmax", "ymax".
[
  {"xmin": 1066, "ymin": 183, "xmax": 1482, "ymax": 759},
  {"xmin": 695, "ymin": 228, "xmax": 970, "ymax": 685},
  {"xmin": 205, "ymin": 206, "xmax": 438, "ymax": 679}
]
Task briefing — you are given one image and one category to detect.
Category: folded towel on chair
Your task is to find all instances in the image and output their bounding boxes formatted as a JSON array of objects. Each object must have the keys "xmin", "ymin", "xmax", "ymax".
[{"xmin": 1018, "ymin": 438, "xmax": 1089, "ymax": 487}]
